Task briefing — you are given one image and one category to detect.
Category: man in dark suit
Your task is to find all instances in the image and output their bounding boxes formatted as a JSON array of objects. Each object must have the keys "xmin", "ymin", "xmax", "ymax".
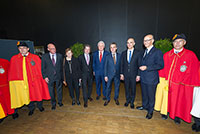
[
  {"xmin": 120, "ymin": 38, "xmax": 142, "ymax": 109},
  {"xmin": 104, "ymin": 42, "xmax": 121, "ymax": 106},
  {"xmin": 93, "ymin": 41, "xmax": 109, "ymax": 100},
  {"xmin": 78, "ymin": 45, "xmax": 93, "ymax": 108},
  {"xmin": 41, "ymin": 43, "xmax": 63, "ymax": 110},
  {"xmin": 136, "ymin": 34, "xmax": 164, "ymax": 119}
]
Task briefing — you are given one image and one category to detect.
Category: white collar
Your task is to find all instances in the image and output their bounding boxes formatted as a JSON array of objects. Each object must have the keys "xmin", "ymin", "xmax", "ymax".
[
  {"xmin": 174, "ymin": 48, "xmax": 183, "ymax": 53},
  {"xmin": 146, "ymin": 45, "xmax": 154, "ymax": 52}
]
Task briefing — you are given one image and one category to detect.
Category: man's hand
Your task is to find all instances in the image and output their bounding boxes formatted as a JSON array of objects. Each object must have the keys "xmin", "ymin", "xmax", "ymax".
[
  {"xmin": 120, "ymin": 74, "xmax": 124, "ymax": 80},
  {"xmin": 104, "ymin": 77, "xmax": 108, "ymax": 82},
  {"xmin": 63, "ymin": 81, "xmax": 67, "ymax": 86},
  {"xmin": 45, "ymin": 77, "xmax": 49, "ymax": 83},
  {"xmin": 139, "ymin": 66, "xmax": 147, "ymax": 71},
  {"xmin": 136, "ymin": 76, "xmax": 140, "ymax": 82},
  {"xmin": 93, "ymin": 72, "xmax": 95, "ymax": 76}
]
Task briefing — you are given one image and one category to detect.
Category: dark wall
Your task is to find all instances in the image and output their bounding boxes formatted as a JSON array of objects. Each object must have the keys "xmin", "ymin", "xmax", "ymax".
[{"xmin": 0, "ymin": 0, "xmax": 199, "ymax": 58}]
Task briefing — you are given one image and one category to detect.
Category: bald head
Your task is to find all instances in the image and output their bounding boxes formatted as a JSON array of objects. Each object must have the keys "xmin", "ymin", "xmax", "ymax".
[
  {"xmin": 127, "ymin": 38, "xmax": 135, "ymax": 49},
  {"xmin": 47, "ymin": 43, "xmax": 56, "ymax": 54},
  {"xmin": 143, "ymin": 34, "xmax": 154, "ymax": 48}
]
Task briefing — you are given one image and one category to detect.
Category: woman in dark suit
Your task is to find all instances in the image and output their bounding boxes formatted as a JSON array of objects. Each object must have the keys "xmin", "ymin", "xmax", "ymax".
[{"xmin": 63, "ymin": 48, "xmax": 81, "ymax": 105}]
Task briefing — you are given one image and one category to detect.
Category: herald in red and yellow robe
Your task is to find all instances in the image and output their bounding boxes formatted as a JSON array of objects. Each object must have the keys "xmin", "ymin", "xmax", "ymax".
[
  {"xmin": 0, "ymin": 58, "xmax": 14, "ymax": 119},
  {"xmin": 161, "ymin": 48, "xmax": 199, "ymax": 123},
  {"xmin": 8, "ymin": 53, "xmax": 50, "ymax": 109}
]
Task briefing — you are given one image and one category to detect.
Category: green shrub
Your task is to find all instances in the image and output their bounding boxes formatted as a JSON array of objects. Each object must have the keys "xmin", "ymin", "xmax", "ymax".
[
  {"xmin": 70, "ymin": 42, "xmax": 84, "ymax": 58},
  {"xmin": 154, "ymin": 38, "xmax": 173, "ymax": 54}
]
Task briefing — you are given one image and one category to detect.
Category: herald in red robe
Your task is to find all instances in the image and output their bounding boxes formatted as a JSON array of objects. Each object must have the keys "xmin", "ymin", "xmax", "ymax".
[
  {"xmin": 0, "ymin": 58, "xmax": 14, "ymax": 118},
  {"xmin": 162, "ymin": 48, "xmax": 200, "ymax": 123},
  {"xmin": 8, "ymin": 53, "xmax": 50, "ymax": 102}
]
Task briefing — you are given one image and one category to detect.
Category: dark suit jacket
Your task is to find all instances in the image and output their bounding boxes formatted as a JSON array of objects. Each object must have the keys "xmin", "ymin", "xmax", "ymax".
[
  {"xmin": 78, "ymin": 54, "xmax": 93, "ymax": 79},
  {"xmin": 41, "ymin": 53, "xmax": 63, "ymax": 82},
  {"xmin": 120, "ymin": 49, "xmax": 142, "ymax": 78},
  {"xmin": 63, "ymin": 56, "xmax": 81, "ymax": 80},
  {"xmin": 92, "ymin": 50, "xmax": 109, "ymax": 76},
  {"xmin": 140, "ymin": 46, "xmax": 164, "ymax": 85},
  {"xmin": 104, "ymin": 53, "xmax": 121, "ymax": 79}
]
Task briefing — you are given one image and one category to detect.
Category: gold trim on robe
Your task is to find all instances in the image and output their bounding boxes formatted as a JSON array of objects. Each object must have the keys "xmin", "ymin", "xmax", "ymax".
[
  {"xmin": 0, "ymin": 103, "xmax": 6, "ymax": 119},
  {"xmin": 9, "ymin": 57, "xmax": 30, "ymax": 109},
  {"xmin": 154, "ymin": 77, "xmax": 169, "ymax": 115}
]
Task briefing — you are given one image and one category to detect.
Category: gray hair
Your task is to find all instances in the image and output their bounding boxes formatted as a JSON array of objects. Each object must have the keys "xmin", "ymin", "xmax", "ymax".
[{"xmin": 97, "ymin": 40, "xmax": 105, "ymax": 47}]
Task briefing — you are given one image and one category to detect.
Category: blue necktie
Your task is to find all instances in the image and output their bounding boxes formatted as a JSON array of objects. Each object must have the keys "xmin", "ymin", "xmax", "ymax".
[{"xmin": 128, "ymin": 51, "xmax": 131, "ymax": 63}]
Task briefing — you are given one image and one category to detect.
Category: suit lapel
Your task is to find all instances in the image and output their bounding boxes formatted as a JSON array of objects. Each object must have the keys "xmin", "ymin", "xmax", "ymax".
[
  {"xmin": 55, "ymin": 53, "xmax": 59, "ymax": 67},
  {"xmin": 48, "ymin": 53, "xmax": 54, "ymax": 66},
  {"xmin": 83, "ymin": 54, "xmax": 87, "ymax": 65},
  {"xmin": 145, "ymin": 47, "xmax": 155, "ymax": 59}
]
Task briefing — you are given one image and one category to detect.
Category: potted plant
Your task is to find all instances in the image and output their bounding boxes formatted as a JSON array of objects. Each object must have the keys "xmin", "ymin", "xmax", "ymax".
[
  {"xmin": 70, "ymin": 42, "xmax": 84, "ymax": 58},
  {"xmin": 154, "ymin": 38, "xmax": 173, "ymax": 54}
]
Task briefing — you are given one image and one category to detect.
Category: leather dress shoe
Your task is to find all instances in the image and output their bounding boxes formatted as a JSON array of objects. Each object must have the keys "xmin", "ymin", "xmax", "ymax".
[
  {"xmin": 12, "ymin": 113, "xmax": 19, "ymax": 119},
  {"xmin": 136, "ymin": 106, "xmax": 144, "ymax": 110},
  {"xmin": 146, "ymin": 113, "xmax": 153, "ymax": 119},
  {"xmin": 28, "ymin": 110, "xmax": 34, "ymax": 116},
  {"xmin": 192, "ymin": 123, "xmax": 197, "ymax": 131},
  {"xmin": 115, "ymin": 99, "xmax": 120, "ymax": 105},
  {"xmin": 104, "ymin": 100, "xmax": 110, "ymax": 106},
  {"xmin": 51, "ymin": 106, "xmax": 56, "ymax": 110},
  {"xmin": 39, "ymin": 107, "xmax": 45, "ymax": 112},
  {"xmin": 0, "ymin": 118, "xmax": 4, "ymax": 123},
  {"xmin": 72, "ymin": 100, "xmax": 76, "ymax": 105},
  {"xmin": 130, "ymin": 104, "xmax": 134, "ymax": 109},
  {"xmin": 88, "ymin": 97, "xmax": 93, "ymax": 101},
  {"xmin": 77, "ymin": 100, "xmax": 81, "ymax": 105},
  {"xmin": 124, "ymin": 102, "xmax": 129, "ymax": 107},
  {"xmin": 174, "ymin": 117, "xmax": 181, "ymax": 124},
  {"xmin": 161, "ymin": 114, "xmax": 168, "ymax": 120},
  {"xmin": 84, "ymin": 102, "xmax": 88, "ymax": 108},
  {"xmin": 195, "ymin": 126, "xmax": 200, "ymax": 132},
  {"xmin": 96, "ymin": 96, "xmax": 100, "ymax": 100},
  {"xmin": 58, "ymin": 103, "xmax": 64, "ymax": 107}
]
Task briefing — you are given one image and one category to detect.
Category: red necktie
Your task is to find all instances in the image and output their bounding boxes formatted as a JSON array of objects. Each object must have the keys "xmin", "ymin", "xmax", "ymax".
[
  {"xmin": 99, "ymin": 52, "xmax": 102, "ymax": 62},
  {"xmin": 52, "ymin": 55, "xmax": 56, "ymax": 66}
]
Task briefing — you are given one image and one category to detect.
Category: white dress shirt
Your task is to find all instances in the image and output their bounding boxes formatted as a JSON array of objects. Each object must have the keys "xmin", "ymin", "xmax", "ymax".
[
  {"xmin": 49, "ymin": 53, "xmax": 57, "ymax": 63},
  {"xmin": 127, "ymin": 48, "xmax": 134, "ymax": 62}
]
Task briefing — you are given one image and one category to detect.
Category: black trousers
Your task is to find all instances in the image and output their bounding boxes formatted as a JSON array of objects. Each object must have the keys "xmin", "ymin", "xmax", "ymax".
[
  {"xmin": 82, "ymin": 75, "xmax": 93, "ymax": 103},
  {"xmin": 48, "ymin": 80, "xmax": 63, "ymax": 107},
  {"xmin": 14, "ymin": 101, "xmax": 43, "ymax": 113},
  {"xmin": 28, "ymin": 101, "xmax": 43, "ymax": 111},
  {"xmin": 124, "ymin": 76, "xmax": 136, "ymax": 104},
  {"xmin": 141, "ymin": 82, "xmax": 157, "ymax": 114},
  {"xmin": 66, "ymin": 77, "xmax": 80, "ymax": 101},
  {"xmin": 194, "ymin": 117, "xmax": 200, "ymax": 127}
]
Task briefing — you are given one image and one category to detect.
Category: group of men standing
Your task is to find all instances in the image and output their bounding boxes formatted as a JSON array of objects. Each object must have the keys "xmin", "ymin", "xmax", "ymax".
[{"xmin": 0, "ymin": 33, "xmax": 199, "ymax": 132}]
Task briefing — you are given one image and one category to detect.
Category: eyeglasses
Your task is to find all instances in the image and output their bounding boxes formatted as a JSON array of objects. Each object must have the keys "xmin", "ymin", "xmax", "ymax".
[{"xmin": 144, "ymin": 39, "xmax": 153, "ymax": 42}]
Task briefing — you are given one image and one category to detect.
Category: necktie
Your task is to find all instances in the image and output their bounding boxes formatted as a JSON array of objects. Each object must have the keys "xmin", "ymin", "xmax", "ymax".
[
  {"xmin": 86, "ymin": 54, "xmax": 89, "ymax": 65},
  {"xmin": 52, "ymin": 55, "xmax": 56, "ymax": 66},
  {"xmin": 68, "ymin": 60, "xmax": 72, "ymax": 74},
  {"xmin": 143, "ymin": 49, "xmax": 148, "ymax": 58},
  {"xmin": 128, "ymin": 51, "xmax": 131, "ymax": 63},
  {"xmin": 100, "ymin": 52, "xmax": 102, "ymax": 62},
  {"xmin": 113, "ymin": 54, "xmax": 116, "ymax": 64}
]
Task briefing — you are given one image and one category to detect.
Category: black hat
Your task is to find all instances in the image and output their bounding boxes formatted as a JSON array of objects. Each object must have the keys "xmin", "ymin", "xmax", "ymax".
[
  {"xmin": 172, "ymin": 34, "xmax": 186, "ymax": 42},
  {"xmin": 17, "ymin": 41, "xmax": 29, "ymax": 48}
]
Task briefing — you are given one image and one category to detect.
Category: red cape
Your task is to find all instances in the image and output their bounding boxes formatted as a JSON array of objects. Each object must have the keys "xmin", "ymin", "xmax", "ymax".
[
  {"xmin": 162, "ymin": 48, "xmax": 199, "ymax": 123},
  {"xmin": 8, "ymin": 53, "xmax": 50, "ymax": 101},
  {"xmin": 0, "ymin": 58, "xmax": 14, "ymax": 116}
]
